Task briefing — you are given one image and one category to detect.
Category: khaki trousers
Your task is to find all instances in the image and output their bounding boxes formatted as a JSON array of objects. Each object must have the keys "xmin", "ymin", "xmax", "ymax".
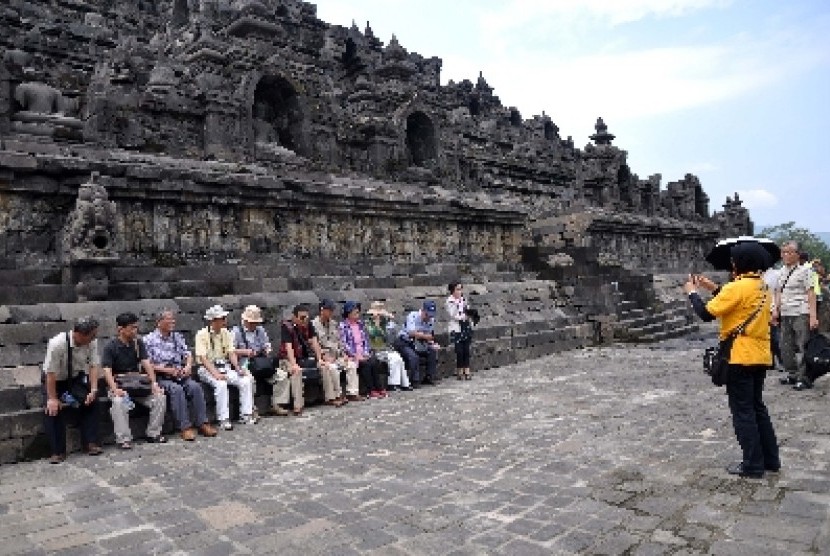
[
  {"xmin": 272, "ymin": 360, "xmax": 304, "ymax": 410},
  {"xmin": 109, "ymin": 391, "xmax": 166, "ymax": 443}
]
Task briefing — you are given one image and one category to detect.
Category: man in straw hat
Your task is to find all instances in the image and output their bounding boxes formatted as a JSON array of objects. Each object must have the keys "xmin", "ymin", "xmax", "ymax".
[{"xmin": 195, "ymin": 305, "xmax": 257, "ymax": 430}]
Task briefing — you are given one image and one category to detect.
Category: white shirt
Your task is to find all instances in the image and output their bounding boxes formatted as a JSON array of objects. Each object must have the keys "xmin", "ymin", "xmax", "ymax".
[{"xmin": 42, "ymin": 331, "xmax": 101, "ymax": 381}]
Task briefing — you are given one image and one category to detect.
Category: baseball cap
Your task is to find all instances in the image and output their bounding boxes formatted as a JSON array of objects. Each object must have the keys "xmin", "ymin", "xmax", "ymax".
[{"xmin": 422, "ymin": 300, "xmax": 437, "ymax": 316}]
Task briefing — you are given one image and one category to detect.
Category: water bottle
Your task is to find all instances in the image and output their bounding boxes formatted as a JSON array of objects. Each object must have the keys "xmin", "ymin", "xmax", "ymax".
[
  {"xmin": 242, "ymin": 358, "xmax": 250, "ymax": 374},
  {"xmin": 121, "ymin": 393, "xmax": 135, "ymax": 411},
  {"xmin": 60, "ymin": 391, "xmax": 79, "ymax": 408}
]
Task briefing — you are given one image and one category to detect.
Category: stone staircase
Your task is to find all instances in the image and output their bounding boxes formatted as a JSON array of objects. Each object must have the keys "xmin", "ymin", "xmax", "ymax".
[{"xmin": 613, "ymin": 297, "xmax": 699, "ymax": 343}]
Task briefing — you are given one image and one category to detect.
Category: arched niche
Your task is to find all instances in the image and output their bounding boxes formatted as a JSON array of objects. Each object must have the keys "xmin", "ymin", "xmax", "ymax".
[
  {"xmin": 171, "ymin": 0, "xmax": 189, "ymax": 28},
  {"xmin": 406, "ymin": 111, "xmax": 436, "ymax": 167},
  {"xmin": 468, "ymin": 96, "xmax": 480, "ymax": 116},
  {"xmin": 252, "ymin": 75, "xmax": 306, "ymax": 156}
]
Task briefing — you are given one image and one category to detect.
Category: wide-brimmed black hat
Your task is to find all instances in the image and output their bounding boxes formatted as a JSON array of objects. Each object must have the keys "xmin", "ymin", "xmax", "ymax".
[{"xmin": 705, "ymin": 236, "xmax": 779, "ymax": 272}]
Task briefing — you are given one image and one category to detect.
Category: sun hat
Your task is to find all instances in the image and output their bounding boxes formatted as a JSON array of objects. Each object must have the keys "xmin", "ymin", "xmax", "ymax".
[
  {"xmin": 241, "ymin": 305, "xmax": 263, "ymax": 323},
  {"xmin": 366, "ymin": 300, "xmax": 393, "ymax": 318},
  {"xmin": 204, "ymin": 305, "xmax": 229, "ymax": 320}
]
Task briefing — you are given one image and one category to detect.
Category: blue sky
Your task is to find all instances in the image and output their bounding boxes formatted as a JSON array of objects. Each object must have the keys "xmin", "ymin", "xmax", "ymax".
[{"xmin": 312, "ymin": 0, "xmax": 830, "ymax": 233}]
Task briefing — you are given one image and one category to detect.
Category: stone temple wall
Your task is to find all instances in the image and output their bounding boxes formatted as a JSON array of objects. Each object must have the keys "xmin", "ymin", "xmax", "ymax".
[
  {"xmin": 0, "ymin": 4, "xmax": 754, "ymax": 363},
  {"xmin": 0, "ymin": 1, "xmax": 759, "ymax": 461}
]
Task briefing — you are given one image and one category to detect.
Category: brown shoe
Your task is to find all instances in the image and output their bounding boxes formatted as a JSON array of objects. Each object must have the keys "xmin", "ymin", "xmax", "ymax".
[
  {"xmin": 181, "ymin": 428, "xmax": 197, "ymax": 441},
  {"xmin": 85, "ymin": 443, "xmax": 103, "ymax": 456},
  {"xmin": 325, "ymin": 399, "xmax": 344, "ymax": 407},
  {"xmin": 268, "ymin": 406, "xmax": 290, "ymax": 417},
  {"xmin": 198, "ymin": 423, "xmax": 218, "ymax": 437},
  {"xmin": 49, "ymin": 454, "xmax": 66, "ymax": 464},
  {"xmin": 346, "ymin": 394, "xmax": 365, "ymax": 402}
]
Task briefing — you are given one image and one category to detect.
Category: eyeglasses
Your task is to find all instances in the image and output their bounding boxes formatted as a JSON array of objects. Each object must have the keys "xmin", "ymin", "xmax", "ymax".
[{"xmin": 297, "ymin": 315, "xmax": 309, "ymax": 321}]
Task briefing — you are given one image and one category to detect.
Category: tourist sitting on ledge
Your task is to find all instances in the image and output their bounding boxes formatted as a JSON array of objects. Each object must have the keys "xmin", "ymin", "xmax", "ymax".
[
  {"xmin": 102, "ymin": 312, "xmax": 167, "ymax": 450},
  {"xmin": 41, "ymin": 317, "xmax": 103, "ymax": 463},
  {"xmin": 195, "ymin": 305, "xmax": 257, "ymax": 430},
  {"xmin": 394, "ymin": 300, "xmax": 440, "ymax": 387},
  {"xmin": 310, "ymin": 299, "xmax": 351, "ymax": 406},
  {"xmin": 274, "ymin": 304, "xmax": 322, "ymax": 416},
  {"xmin": 232, "ymin": 304, "xmax": 277, "ymax": 406},
  {"xmin": 144, "ymin": 309, "xmax": 217, "ymax": 441},
  {"xmin": 340, "ymin": 301, "xmax": 386, "ymax": 399},
  {"xmin": 365, "ymin": 301, "xmax": 410, "ymax": 391}
]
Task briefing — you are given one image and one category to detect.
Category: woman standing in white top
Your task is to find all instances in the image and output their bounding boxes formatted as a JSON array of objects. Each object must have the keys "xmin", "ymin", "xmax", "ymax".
[{"xmin": 446, "ymin": 282, "xmax": 473, "ymax": 380}]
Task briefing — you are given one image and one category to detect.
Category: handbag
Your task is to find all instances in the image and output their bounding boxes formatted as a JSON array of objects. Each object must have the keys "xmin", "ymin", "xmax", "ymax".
[
  {"xmin": 115, "ymin": 374, "xmax": 153, "ymax": 398},
  {"xmin": 239, "ymin": 327, "xmax": 277, "ymax": 379},
  {"xmin": 297, "ymin": 357, "xmax": 320, "ymax": 381},
  {"xmin": 703, "ymin": 291, "xmax": 767, "ymax": 387},
  {"xmin": 64, "ymin": 333, "xmax": 91, "ymax": 402}
]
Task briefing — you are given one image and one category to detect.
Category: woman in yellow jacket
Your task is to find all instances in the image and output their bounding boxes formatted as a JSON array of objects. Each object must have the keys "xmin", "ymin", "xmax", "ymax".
[{"xmin": 684, "ymin": 242, "xmax": 781, "ymax": 479}]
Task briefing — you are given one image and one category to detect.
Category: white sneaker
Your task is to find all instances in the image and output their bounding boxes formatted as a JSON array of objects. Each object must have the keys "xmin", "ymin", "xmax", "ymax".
[
  {"xmin": 239, "ymin": 414, "xmax": 258, "ymax": 425},
  {"xmin": 221, "ymin": 420, "xmax": 234, "ymax": 431}
]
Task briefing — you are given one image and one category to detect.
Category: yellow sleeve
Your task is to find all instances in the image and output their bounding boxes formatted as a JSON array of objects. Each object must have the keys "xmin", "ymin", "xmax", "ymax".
[{"xmin": 705, "ymin": 282, "xmax": 740, "ymax": 318}]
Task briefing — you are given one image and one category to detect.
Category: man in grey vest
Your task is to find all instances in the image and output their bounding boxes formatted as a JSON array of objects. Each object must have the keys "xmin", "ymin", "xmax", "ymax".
[{"xmin": 773, "ymin": 241, "xmax": 819, "ymax": 390}]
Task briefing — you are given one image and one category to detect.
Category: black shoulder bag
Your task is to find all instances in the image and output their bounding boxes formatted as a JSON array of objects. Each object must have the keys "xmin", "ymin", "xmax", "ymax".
[
  {"xmin": 65, "ymin": 332, "xmax": 91, "ymax": 404},
  {"xmin": 703, "ymin": 292, "xmax": 767, "ymax": 387},
  {"xmin": 114, "ymin": 340, "xmax": 152, "ymax": 397},
  {"xmin": 241, "ymin": 327, "xmax": 277, "ymax": 379},
  {"xmin": 294, "ymin": 325, "xmax": 320, "ymax": 381}
]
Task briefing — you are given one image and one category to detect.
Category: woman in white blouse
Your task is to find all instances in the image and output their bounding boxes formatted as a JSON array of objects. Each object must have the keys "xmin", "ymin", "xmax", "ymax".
[{"xmin": 446, "ymin": 282, "xmax": 473, "ymax": 380}]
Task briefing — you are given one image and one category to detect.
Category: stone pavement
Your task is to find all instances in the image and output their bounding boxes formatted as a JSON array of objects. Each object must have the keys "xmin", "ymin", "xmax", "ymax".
[{"xmin": 2, "ymin": 331, "xmax": 830, "ymax": 555}]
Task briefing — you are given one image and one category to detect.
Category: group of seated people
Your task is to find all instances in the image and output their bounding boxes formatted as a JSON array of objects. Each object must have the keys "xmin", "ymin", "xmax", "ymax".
[{"xmin": 40, "ymin": 296, "xmax": 458, "ymax": 463}]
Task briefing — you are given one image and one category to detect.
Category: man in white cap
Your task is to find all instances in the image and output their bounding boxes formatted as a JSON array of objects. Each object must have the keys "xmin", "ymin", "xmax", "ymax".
[{"xmin": 195, "ymin": 305, "xmax": 257, "ymax": 430}]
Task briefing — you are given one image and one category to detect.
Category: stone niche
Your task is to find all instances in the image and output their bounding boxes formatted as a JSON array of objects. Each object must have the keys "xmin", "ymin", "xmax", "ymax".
[
  {"xmin": 405, "ymin": 111, "xmax": 437, "ymax": 167},
  {"xmin": 252, "ymin": 74, "xmax": 308, "ymax": 160},
  {"xmin": 61, "ymin": 172, "xmax": 119, "ymax": 301}
]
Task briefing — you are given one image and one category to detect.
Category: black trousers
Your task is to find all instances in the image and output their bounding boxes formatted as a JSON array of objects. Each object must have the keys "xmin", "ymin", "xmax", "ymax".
[
  {"xmin": 393, "ymin": 339, "xmax": 437, "ymax": 383},
  {"xmin": 357, "ymin": 357, "xmax": 384, "ymax": 394},
  {"xmin": 452, "ymin": 334, "xmax": 472, "ymax": 368},
  {"xmin": 42, "ymin": 382, "xmax": 100, "ymax": 456},
  {"xmin": 726, "ymin": 365, "xmax": 780, "ymax": 474},
  {"xmin": 769, "ymin": 324, "xmax": 782, "ymax": 367}
]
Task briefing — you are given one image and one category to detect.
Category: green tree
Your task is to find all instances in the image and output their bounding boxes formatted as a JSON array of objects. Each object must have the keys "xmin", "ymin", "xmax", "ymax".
[{"xmin": 758, "ymin": 222, "xmax": 830, "ymax": 264}]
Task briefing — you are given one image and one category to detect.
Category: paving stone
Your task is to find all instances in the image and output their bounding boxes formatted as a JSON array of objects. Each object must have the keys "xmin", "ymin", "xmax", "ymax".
[{"xmin": 1, "ymin": 342, "xmax": 829, "ymax": 555}]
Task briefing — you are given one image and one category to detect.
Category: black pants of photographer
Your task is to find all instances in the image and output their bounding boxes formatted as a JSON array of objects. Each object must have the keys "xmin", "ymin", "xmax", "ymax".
[
  {"xmin": 41, "ymin": 382, "xmax": 100, "ymax": 457},
  {"xmin": 453, "ymin": 336, "xmax": 472, "ymax": 368},
  {"xmin": 357, "ymin": 357, "xmax": 384, "ymax": 395},
  {"xmin": 726, "ymin": 365, "xmax": 780, "ymax": 475}
]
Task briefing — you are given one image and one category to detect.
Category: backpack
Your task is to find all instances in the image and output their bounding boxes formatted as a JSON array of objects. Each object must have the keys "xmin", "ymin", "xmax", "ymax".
[{"xmin": 805, "ymin": 332, "xmax": 830, "ymax": 382}]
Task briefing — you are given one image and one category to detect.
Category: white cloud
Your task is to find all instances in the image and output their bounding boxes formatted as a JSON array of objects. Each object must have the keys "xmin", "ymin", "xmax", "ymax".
[
  {"xmin": 480, "ymin": 0, "xmax": 730, "ymax": 35},
  {"xmin": 440, "ymin": 14, "xmax": 829, "ymax": 141},
  {"xmin": 735, "ymin": 189, "xmax": 778, "ymax": 210},
  {"xmin": 687, "ymin": 162, "xmax": 719, "ymax": 174}
]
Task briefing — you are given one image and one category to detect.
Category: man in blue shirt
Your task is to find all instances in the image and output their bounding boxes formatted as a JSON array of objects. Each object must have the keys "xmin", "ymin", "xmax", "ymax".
[{"xmin": 394, "ymin": 300, "xmax": 440, "ymax": 387}]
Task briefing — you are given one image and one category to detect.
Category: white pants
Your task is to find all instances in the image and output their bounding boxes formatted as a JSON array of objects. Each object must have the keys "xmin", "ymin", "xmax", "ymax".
[
  {"xmin": 343, "ymin": 359, "xmax": 360, "ymax": 395},
  {"xmin": 382, "ymin": 350, "xmax": 409, "ymax": 387},
  {"xmin": 197, "ymin": 366, "xmax": 254, "ymax": 422}
]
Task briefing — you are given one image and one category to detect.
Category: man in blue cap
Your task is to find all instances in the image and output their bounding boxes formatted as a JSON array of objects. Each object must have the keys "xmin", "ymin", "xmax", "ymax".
[{"xmin": 394, "ymin": 300, "xmax": 440, "ymax": 387}]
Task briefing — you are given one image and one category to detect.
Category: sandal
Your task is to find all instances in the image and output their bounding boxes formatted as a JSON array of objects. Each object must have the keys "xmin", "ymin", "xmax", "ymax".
[
  {"xmin": 119, "ymin": 441, "xmax": 132, "ymax": 450},
  {"xmin": 293, "ymin": 408, "xmax": 304, "ymax": 416}
]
